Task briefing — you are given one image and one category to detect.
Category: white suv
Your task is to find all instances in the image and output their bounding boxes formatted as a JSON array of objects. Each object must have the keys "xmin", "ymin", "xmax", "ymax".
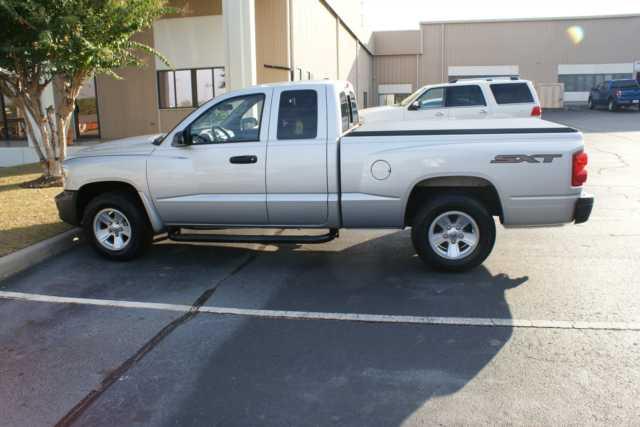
[{"xmin": 362, "ymin": 78, "xmax": 542, "ymax": 123}]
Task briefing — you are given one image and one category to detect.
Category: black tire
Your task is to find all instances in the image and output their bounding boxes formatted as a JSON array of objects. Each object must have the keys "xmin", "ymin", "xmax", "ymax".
[
  {"xmin": 82, "ymin": 192, "xmax": 153, "ymax": 261},
  {"xmin": 588, "ymin": 97, "xmax": 594, "ymax": 110},
  {"xmin": 608, "ymin": 98, "xmax": 617, "ymax": 112},
  {"xmin": 411, "ymin": 195, "xmax": 496, "ymax": 272}
]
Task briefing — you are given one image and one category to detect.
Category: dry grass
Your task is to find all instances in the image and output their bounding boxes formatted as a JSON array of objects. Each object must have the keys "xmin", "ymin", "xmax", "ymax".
[{"xmin": 0, "ymin": 163, "xmax": 72, "ymax": 257}]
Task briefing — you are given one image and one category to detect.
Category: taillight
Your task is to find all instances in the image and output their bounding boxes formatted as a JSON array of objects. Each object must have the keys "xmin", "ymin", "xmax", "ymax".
[
  {"xmin": 572, "ymin": 151, "xmax": 588, "ymax": 187},
  {"xmin": 531, "ymin": 106, "xmax": 542, "ymax": 117},
  {"xmin": 615, "ymin": 90, "xmax": 622, "ymax": 98}
]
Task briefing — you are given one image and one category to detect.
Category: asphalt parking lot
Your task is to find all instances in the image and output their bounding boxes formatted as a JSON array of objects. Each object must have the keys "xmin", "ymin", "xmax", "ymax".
[{"xmin": 2, "ymin": 108, "xmax": 640, "ymax": 426}]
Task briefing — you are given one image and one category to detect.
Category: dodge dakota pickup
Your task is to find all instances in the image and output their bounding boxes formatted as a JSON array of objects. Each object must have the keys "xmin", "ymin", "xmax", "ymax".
[{"xmin": 56, "ymin": 80, "xmax": 593, "ymax": 271}]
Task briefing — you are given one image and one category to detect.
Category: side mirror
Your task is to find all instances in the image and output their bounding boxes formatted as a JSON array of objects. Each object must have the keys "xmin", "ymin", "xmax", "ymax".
[
  {"xmin": 172, "ymin": 130, "xmax": 191, "ymax": 147},
  {"xmin": 408, "ymin": 101, "xmax": 420, "ymax": 111}
]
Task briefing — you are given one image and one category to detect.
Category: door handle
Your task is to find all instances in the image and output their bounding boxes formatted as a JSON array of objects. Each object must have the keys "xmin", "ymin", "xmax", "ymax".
[
  {"xmin": 480, "ymin": 109, "xmax": 488, "ymax": 114},
  {"xmin": 435, "ymin": 112, "xmax": 445, "ymax": 117},
  {"xmin": 229, "ymin": 155, "xmax": 257, "ymax": 164}
]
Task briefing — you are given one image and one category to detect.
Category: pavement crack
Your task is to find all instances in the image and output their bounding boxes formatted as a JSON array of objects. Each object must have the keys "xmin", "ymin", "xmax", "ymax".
[
  {"xmin": 591, "ymin": 146, "xmax": 630, "ymax": 175},
  {"xmin": 54, "ymin": 250, "xmax": 260, "ymax": 427}
]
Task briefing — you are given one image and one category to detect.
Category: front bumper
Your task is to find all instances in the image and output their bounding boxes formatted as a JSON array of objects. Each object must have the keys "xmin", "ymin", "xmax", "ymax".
[
  {"xmin": 573, "ymin": 193, "xmax": 594, "ymax": 224},
  {"xmin": 55, "ymin": 190, "xmax": 80, "ymax": 226}
]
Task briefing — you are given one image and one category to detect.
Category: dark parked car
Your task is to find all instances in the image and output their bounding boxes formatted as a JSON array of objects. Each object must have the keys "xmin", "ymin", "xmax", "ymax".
[{"xmin": 588, "ymin": 79, "xmax": 640, "ymax": 111}]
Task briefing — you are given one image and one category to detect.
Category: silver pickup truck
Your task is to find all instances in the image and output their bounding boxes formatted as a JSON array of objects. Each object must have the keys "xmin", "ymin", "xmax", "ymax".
[{"xmin": 56, "ymin": 80, "xmax": 593, "ymax": 271}]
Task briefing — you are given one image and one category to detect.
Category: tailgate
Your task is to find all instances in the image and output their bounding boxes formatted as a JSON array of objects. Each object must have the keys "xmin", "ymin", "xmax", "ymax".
[{"xmin": 619, "ymin": 88, "xmax": 640, "ymax": 100}]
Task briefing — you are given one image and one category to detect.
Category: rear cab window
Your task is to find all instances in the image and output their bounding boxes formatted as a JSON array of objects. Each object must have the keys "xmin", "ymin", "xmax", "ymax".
[
  {"xmin": 490, "ymin": 83, "xmax": 534, "ymax": 104},
  {"xmin": 277, "ymin": 90, "xmax": 318, "ymax": 140},
  {"xmin": 340, "ymin": 91, "xmax": 359, "ymax": 133},
  {"xmin": 445, "ymin": 85, "xmax": 486, "ymax": 107}
]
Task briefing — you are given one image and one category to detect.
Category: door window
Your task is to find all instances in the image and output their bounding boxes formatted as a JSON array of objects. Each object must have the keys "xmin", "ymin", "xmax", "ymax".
[
  {"xmin": 277, "ymin": 90, "xmax": 318, "ymax": 140},
  {"xmin": 445, "ymin": 85, "xmax": 487, "ymax": 107},
  {"xmin": 188, "ymin": 94, "xmax": 265, "ymax": 144},
  {"xmin": 415, "ymin": 88, "xmax": 445, "ymax": 109}
]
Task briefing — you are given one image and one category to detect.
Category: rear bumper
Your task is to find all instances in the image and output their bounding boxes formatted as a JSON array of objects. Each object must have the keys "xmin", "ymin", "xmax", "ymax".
[
  {"xmin": 55, "ymin": 190, "xmax": 80, "ymax": 226},
  {"xmin": 573, "ymin": 193, "xmax": 594, "ymax": 224},
  {"xmin": 615, "ymin": 98, "xmax": 640, "ymax": 105}
]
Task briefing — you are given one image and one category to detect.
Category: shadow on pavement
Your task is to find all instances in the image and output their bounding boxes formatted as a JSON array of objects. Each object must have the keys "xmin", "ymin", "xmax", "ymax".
[{"xmin": 150, "ymin": 232, "xmax": 528, "ymax": 425}]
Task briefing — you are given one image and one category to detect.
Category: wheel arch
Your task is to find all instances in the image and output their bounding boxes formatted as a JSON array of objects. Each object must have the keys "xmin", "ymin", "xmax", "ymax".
[
  {"xmin": 403, "ymin": 175, "xmax": 504, "ymax": 227},
  {"xmin": 76, "ymin": 181, "xmax": 164, "ymax": 232}
]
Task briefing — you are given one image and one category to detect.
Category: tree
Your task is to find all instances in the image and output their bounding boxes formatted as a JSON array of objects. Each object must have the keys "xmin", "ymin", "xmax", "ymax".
[{"xmin": 0, "ymin": 0, "xmax": 171, "ymax": 186}]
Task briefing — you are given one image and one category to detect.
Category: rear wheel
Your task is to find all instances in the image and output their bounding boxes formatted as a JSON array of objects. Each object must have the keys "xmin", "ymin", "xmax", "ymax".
[
  {"xmin": 608, "ymin": 98, "xmax": 617, "ymax": 112},
  {"xmin": 411, "ymin": 195, "xmax": 496, "ymax": 272},
  {"xmin": 82, "ymin": 192, "xmax": 152, "ymax": 261}
]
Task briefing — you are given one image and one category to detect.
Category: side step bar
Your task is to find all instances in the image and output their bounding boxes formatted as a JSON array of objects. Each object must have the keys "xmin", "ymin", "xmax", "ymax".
[{"xmin": 168, "ymin": 228, "xmax": 339, "ymax": 244}]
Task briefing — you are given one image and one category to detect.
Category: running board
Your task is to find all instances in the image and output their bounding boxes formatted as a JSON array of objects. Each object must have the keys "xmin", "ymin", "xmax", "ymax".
[{"xmin": 168, "ymin": 228, "xmax": 339, "ymax": 244}]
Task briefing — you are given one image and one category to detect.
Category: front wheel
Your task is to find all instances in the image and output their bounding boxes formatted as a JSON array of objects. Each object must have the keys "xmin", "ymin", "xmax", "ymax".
[
  {"xmin": 608, "ymin": 99, "xmax": 617, "ymax": 112},
  {"xmin": 411, "ymin": 195, "xmax": 496, "ymax": 272},
  {"xmin": 82, "ymin": 192, "xmax": 153, "ymax": 261},
  {"xmin": 588, "ymin": 97, "xmax": 594, "ymax": 110}
]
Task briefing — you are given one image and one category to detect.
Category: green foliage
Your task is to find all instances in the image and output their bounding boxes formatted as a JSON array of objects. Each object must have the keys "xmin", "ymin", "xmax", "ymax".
[{"xmin": 0, "ymin": 0, "xmax": 172, "ymax": 81}]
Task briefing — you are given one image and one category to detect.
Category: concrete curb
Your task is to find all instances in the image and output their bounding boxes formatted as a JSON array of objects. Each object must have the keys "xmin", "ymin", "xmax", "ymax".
[{"xmin": 0, "ymin": 228, "xmax": 84, "ymax": 281}]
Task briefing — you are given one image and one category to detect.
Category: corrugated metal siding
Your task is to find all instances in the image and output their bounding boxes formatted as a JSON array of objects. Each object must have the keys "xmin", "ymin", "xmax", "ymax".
[
  {"xmin": 357, "ymin": 44, "xmax": 373, "ymax": 107},
  {"xmin": 375, "ymin": 54, "xmax": 418, "ymax": 88},
  {"xmin": 292, "ymin": 0, "xmax": 338, "ymax": 80},
  {"xmin": 256, "ymin": 0, "xmax": 290, "ymax": 84},
  {"xmin": 96, "ymin": 30, "xmax": 160, "ymax": 140},
  {"xmin": 374, "ymin": 30, "xmax": 421, "ymax": 55},
  {"xmin": 338, "ymin": 24, "xmax": 358, "ymax": 84},
  {"xmin": 419, "ymin": 16, "xmax": 640, "ymax": 85}
]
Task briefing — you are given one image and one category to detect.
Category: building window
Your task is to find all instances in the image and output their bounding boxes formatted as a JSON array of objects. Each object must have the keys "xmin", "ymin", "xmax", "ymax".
[
  {"xmin": 559, "ymin": 73, "xmax": 632, "ymax": 92},
  {"xmin": 158, "ymin": 67, "xmax": 226, "ymax": 109},
  {"xmin": 0, "ymin": 95, "xmax": 27, "ymax": 140}
]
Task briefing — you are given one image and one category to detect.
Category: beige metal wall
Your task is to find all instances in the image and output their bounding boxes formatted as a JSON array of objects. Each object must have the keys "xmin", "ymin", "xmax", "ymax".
[
  {"xmin": 96, "ymin": 30, "xmax": 160, "ymax": 140},
  {"xmin": 419, "ymin": 15, "xmax": 640, "ymax": 86},
  {"xmin": 255, "ymin": 0, "xmax": 290, "ymax": 84},
  {"xmin": 357, "ymin": 44, "xmax": 373, "ymax": 107},
  {"xmin": 291, "ymin": 0, "xmax": 373, "ymax": 106},
  {"xmin": 291, "ymin": 0, "xmax": 339, "ymax": 80},
  {"xmin": 375, "ymin": 54, "xmax": 419, "ymax": 87},
  {"xmin": 373, "ymin": 30, "xmax": 421, "ymax": 56}
]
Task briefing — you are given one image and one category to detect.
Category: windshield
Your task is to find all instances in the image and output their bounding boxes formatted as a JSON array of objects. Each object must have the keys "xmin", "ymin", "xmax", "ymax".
[{"xmin": 399, "ymin": 87, "xmax": 426, "ymax": 107}]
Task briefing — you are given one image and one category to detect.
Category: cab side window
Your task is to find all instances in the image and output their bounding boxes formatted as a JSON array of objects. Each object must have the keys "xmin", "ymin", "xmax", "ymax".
[
  {"xmin": 415, "ymin": 87, "xmax": 445, "ymax": 109},
  {"xmin": 445, "ymin": 85, "xmax": 486, "ymax": 107},
  {"xmin": 189, "ymin": 93, "xmax": 265, "ymax": 144},
  {"xmin": 277, "ymin": 90, "xmax": 318, "ymax": 140}
]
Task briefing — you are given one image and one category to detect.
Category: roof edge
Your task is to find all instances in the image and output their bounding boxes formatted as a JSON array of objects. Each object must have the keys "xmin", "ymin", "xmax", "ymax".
[{"xmin": 419, "ymin": 13, "xmax": 640, "ymax": 26}]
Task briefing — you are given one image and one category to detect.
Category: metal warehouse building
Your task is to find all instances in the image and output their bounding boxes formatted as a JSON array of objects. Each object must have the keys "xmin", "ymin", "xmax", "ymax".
[
  {"xmin": 2, "ymin": 5, "xmax": 640, "ymax": 165},
  {"xmin": 373, "ymin": 14, "xmax": 640, "ymax": 108}
]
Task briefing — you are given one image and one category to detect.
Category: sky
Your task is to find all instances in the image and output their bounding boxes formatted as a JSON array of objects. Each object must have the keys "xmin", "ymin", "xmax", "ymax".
[{"xmin": 361, "ymin": 0, "xmax": 640, "ymax": 31}]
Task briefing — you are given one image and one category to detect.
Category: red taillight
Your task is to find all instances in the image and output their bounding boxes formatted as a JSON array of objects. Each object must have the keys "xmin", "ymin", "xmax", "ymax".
[
  {"xmin": 615, "ymin": 90, "xmax": 622, "ymax": 97},
  {"xmin": 572, "ymin": 151, "xmax": 588, "ymax": 187},
  {"xmin": 531, "ymin": 105, "xmax": 542, "ymax": 117}
]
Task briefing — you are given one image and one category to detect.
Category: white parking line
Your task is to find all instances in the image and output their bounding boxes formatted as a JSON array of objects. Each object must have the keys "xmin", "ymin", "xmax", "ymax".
[{"xmin": 1, "ymin": 290, "xmax": 639, "ymax": 331}]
